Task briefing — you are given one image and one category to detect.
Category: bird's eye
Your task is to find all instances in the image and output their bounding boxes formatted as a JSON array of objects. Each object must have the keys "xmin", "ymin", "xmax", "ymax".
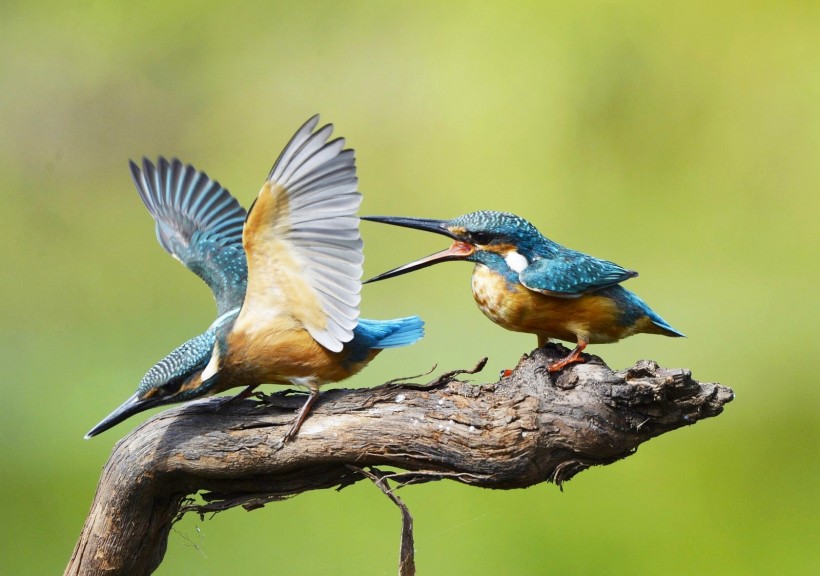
[{"xmin": 471, "ymin": 232, "xmax": 493, "ymax": 245}]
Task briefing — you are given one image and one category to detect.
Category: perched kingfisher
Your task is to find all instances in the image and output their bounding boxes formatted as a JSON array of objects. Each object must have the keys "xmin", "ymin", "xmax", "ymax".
[
  {"xmin": 86, "ymin": 116, "xmax": 424, "ymax": 441},
  {"xmin": 363, "ymin": 211, "xmax": 682, "ymax": 372}
]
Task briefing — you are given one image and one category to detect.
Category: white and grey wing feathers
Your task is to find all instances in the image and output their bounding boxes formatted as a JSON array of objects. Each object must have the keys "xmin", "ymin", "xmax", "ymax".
[{"xmin": 268, "ymin": 115, "xmax": 363, "ymax": 351}]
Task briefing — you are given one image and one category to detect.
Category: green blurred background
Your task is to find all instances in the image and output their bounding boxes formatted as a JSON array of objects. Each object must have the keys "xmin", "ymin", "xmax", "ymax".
[{"xmin": 1, "ymin": 1, "xmax": 817, "ymax": 574}]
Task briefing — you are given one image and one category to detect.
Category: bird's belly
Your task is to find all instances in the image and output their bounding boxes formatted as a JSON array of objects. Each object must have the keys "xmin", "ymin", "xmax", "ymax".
[
  {"xmin": 471, "ymin": 267, "xmax": 627, "ymax": 344},
  {"xmin": 221, "ymin": 320, "xmax": 359, "ymax": 387}
]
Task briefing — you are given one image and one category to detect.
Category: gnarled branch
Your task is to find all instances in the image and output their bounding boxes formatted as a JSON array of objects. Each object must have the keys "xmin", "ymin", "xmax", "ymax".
[{"xmin": 65, "ymin": 344, "xmax": 733, "ymax": 576}]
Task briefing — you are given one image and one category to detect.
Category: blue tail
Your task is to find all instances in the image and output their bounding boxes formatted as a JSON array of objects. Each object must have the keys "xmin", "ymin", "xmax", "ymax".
[
  {"xmin": 608, "ymin": 286, "xmax": 685, "ymax": 338},
  {"xmin": 355, "ymin": 316, "xmax": 425, "ymax": 348},
  {"xmin": 343, "ymin": 316, "xmax": 424, "ymax": 366},
  {"xmin": 647, "ymin": 310, "xmax": 685, "ymax": 338}
]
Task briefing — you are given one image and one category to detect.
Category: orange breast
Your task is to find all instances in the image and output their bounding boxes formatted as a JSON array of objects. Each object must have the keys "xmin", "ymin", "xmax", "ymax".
[
  {"xmin": 471, "ymin": 265, "xmax": 631, "ymax": 344},
  {"xmin": 216, "ymin": 319, "xmax": 368, "ymax": 391}
]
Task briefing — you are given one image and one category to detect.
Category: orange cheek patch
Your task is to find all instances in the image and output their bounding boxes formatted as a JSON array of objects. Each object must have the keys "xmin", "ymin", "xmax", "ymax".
[{"xmin": 488, "ymin": 243, "xmax": 517, "ymax": 253}]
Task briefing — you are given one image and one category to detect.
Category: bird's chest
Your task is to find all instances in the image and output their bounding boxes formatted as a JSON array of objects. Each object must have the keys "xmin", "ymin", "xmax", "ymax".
[
  {"xmin": 221, "ymin": 319, "xmax": 343, "ymax": 385},
  {"xmin": 470, "ymin": 265, "xmax": 623, "ymax": 343},
  {"xmin": 471, "ymin": 265, "xmax": 529, "ymax": 330}
]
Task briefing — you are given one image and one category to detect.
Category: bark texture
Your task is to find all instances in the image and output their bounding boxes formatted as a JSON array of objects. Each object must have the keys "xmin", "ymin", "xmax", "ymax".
[{"xmin": 66, "ymin": 344, "xmax": 733, "ymax": 576}]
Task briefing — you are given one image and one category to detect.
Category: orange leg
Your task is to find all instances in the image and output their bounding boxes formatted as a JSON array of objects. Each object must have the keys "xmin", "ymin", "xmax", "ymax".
[
  {"xmin": 547, "ymin": 338, "xmax": 588, "ymax": 372},
  {"xmin": 283, "ymin": 385, "xmax": 321, "ymax": 443}
]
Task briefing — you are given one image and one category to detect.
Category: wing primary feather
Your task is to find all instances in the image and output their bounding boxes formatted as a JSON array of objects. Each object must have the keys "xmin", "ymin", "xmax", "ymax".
[
  {"xmin": 130, "ymin": 160, "xmax": 155, "ymax": 213},
  {"xmin": 289, "ymin": 151, "xmax": 356, "ymax": 190},
  {"xmin": 267, "ymin": 114, "xmax": 321, "ymax": 182},
  {"xmin": 290, "ymin": 192, "xmax": 362, "ymax": 216},
  {"xmin": 303, "ymin": 243, "xmax": 365, "ymax": 265},
  {"xmin": 184, "ymin": 167, "xmax": 209, "ymax": 217},
  {"xmin": 278, "ymin": 125, "xmax": 337, "ymax": 183},
  {"xmin": 128, "ymin": 156, "xmax": 248, "ymax": 315},
  {"xmin": 285, "ymin": 137, "xmax": 346, "ymax": 184}
]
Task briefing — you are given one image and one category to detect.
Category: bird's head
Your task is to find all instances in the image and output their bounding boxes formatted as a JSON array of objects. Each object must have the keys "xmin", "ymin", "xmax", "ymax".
[
  {"xmin": 363, "ymin": 211, "xmax": 544, "ymax": 282},
  {"xmin": 84, "ymin": 368, "xmax": 212, "ymax": 439}
]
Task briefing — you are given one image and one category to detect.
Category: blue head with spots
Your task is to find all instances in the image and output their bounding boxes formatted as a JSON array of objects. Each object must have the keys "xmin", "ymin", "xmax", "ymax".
[
  {"xmin": 84, "ymin": 319, "xmax": 233, "ymax": 439},
  {"xmin": 447, "ymin": 211, "xmax": 557, "ymax": 258}
]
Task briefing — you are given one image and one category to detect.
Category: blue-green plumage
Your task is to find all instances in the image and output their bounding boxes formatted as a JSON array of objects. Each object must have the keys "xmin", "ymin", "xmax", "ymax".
[
  {"xmin": 136, "ymin": 329, "xmax": 215, "ymax": 397},
  {"xmin": 608, "ymin": 286, "xmax": 684, "ymax": 338},
  {"xmin": 363, "ymin": 210, "xmax": 682, "ymax": 372},
  {"xmin": 449, "ymin": 211, "xmax": 637, "ymax": 296},
  {"xmin": 132, "ymin": 157, "xmax": 248, "ymax": 316}
]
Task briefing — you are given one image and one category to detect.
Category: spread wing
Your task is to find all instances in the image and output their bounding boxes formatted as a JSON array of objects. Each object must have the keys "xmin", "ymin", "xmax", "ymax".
[
  {"xmin": 130, "ymin": 157, "xmax": 248, "ymax": 316},
  {"xmin": 519, "ymin": 253, "xmax": 637, "ymax": 297},
  {"xmin": 239, "ymin": 115, "xmax": 362, "ymax": 352}
]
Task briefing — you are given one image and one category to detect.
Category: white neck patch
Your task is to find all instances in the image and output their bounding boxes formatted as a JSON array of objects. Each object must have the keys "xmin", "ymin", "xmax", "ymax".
[{"xmin": 504, "ymin": 250, "xmax": 529, "ymax": 273}]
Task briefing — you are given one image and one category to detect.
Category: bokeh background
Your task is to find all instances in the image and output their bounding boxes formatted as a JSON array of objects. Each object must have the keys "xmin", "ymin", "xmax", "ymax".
[{"xmin": 1, "ymin": 2, "xmax": 817, "ymax": 574}]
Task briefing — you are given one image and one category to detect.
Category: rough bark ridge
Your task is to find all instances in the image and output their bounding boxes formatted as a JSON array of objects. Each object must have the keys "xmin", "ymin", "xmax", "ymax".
[{"xmin": 66, "ymin": 344, "xmax": 733, "ymax": 576}]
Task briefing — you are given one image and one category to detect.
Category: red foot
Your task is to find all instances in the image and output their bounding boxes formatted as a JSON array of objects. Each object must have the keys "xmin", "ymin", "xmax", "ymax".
[
  {"xmin": 547, "ymin": 341, "xmax": 588, "ymax": 373},
  {"xmin": 547, "ymin": 355, "xmax": 584, "ymax": 373}
]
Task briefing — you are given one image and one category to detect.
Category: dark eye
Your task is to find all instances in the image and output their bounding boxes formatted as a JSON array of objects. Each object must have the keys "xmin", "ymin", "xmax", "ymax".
[{"xmin": 471, "ymin": 232, "xmax": 493, "ymax": 245}]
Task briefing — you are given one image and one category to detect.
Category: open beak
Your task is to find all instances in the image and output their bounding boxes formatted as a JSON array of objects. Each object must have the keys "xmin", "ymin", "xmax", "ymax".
[
  {"xmin": 362, "ymin": 215, "xmax": 455, "ymax": 237},
  {"xmin": 84, "ymin": 393, "xmax": 168, "ymax": 439},
  {"xmin": 362, "ymin": 216, "xmax": 474, "ymax": 283}
]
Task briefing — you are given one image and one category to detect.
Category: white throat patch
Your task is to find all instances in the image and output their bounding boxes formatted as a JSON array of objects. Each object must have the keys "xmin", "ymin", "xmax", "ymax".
[{"xmin": 504, "ymin": 250, "xmax": 529, "ymax": 273}]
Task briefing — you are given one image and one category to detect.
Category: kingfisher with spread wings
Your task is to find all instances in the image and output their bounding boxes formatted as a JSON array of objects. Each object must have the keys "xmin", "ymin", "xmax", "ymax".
[{"xmin": 86, "ymin": 116, "xmax": 424, "ymax": 441}]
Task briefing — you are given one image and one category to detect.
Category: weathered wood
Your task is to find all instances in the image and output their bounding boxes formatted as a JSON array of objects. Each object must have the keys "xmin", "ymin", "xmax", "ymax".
[{"xmin": 66, "ymin": 344, "xmax": 733, "ymax": 576}]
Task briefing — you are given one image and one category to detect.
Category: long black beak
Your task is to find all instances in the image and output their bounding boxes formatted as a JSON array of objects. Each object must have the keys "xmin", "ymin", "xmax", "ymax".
[
  {"xmin": 362, "ymin": 215, "xmax": 474, "ymax": 283},
  {"xmin": 362, "ymin": 216, "xmax": 456, "ymax": 238},
  {"xmin": 84, "ymin": 393, "xmax": 168, "ymax": 439}
]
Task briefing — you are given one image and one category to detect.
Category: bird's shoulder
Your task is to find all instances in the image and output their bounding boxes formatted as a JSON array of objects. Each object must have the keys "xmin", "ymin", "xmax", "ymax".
[{"xmin": 519, "ymin": 248, "xmax": 637, "ymax": 297}]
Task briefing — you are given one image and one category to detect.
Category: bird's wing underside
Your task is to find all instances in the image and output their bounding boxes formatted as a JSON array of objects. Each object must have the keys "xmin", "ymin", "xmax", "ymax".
[
  {"xmin": 240, "ymin": 115, "xmax": 362, "ymax": 352},
  {"xmin": 519, "ymin": 253, "xmax": 637, "ymax": 297},
  {"xmin": 130, "ymin": 158, "xmax": 248, "ymax": 316}
]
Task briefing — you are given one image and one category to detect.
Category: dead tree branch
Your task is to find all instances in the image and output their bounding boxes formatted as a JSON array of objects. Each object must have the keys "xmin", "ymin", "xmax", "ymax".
[{"xmin": 66, "ymin": 344, "xmax": 733, "ymax": 576}]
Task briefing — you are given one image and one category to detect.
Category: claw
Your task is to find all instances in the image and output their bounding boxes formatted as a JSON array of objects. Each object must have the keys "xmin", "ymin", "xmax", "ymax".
[
  {"xmin": 547, "ymin": 340, "xmax": 587, "ymax": 372},
  {"xmin": 282, "ymin": 386, "xmax": 321, "ymax": 442}
]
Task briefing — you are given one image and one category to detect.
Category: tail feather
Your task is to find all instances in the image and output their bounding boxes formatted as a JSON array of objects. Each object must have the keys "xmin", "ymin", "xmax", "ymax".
[
  {"xmin": 612, "ymin": 286, "xmax": 684, "ymax": 338},
  {"xmin": 355, "ymin": 316, "xmax": 425, "ymax": 349},
  {"xmin": 652, "ymin": 320, "xmax": 685, "ymax": 338},
  {"xmin": 646, "ymin": 312, "xmax": 685, "ymax": 338}
]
